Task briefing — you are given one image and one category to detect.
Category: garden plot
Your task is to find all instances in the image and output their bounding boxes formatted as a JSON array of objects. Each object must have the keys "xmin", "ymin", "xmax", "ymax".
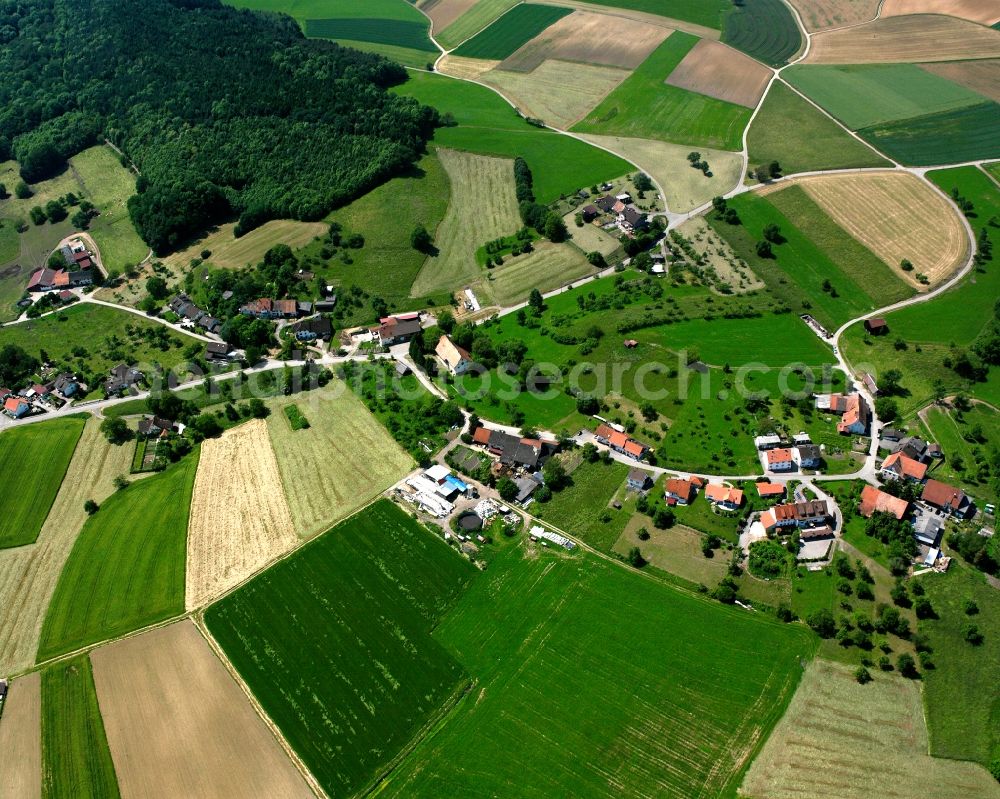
[
  {"xmin": 920, "ymin": 59, "xmax": 1000, "ymax": 103},
  {"xmin": 185, "ymin": 419, "xmax": 297, "ymax": 609},
  {"xmin": 0, "ymin": 672, "xmax": 41, "ymax": 799},
  {"xmin": 741, "ymin": 658, "xmax": 1000, "ymax": 799},
  {"xmin": 881, "ymin": 0, "xmax": 1000, "ymax": 25},
  {"xmin": 664, "ymin": 38, "xmax": 771, "ymax": 107},
  {"xmin": 480, "ymin": 60, "xmax": 629, "ymax": 129},
  {"xmin": 786, "ymin": 0, "xmax": 880, "ymax": 31},
  {"xmin": 499, "ymin": 10, "xmax": 670, "ymax": 72},
  {"xmin": 775, "ymin": 171, "xmax": 967, "ymax": 289},
  {"xmin": 91, "ymin": 621, "xmax": 313, "ymax": 799},
  {"xmin": 804, "ymin": 14, "xmax": 1000, "ymax": 63}
]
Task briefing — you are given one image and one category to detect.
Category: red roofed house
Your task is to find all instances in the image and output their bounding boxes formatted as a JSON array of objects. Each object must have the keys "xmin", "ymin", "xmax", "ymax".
[
  {"xmin": 472, "ymin": 426, "xmax": 492, "ymax": 446},
  {"xmin": 837, "ymin": 394, "xmax": 871, "ymax": 435},
  {"xmin": 767, "ymin": 447, "xmax": 795, "ymax": 472},
  {"xmin": 880, "ymin": 452, "xmax": 928, "ymax": 483},
  {"xmin": 622, "ymin": 439, "xmax": 648, "ymax": 460},
  {"xmin": 664, "ymin": 478, "xmax": 695, "ymax": 505},
  {"xmin": 921, "ymin": 479, "xmax": 973, "ymax": 518},
  {"xmin": 593, "ymin": 423, "xmax": 648, "ymax": 460},
  {"xmin": 704, "ymin": 483, "xmax": 744, "ymax": 511},
  {"xmin": 858, "ymin": 484, "xmax": 910, "ymax": 520},
  {"xmin": 3, "ymin": 397, "xmax": 29, "ymax": 419},
  {"xmin": 760, "ymin": 500, "xmax": 830, "ymax": 532},
  {"xmin": 756, "ymin": 481, "xmax": 786, "ymax": 499}
]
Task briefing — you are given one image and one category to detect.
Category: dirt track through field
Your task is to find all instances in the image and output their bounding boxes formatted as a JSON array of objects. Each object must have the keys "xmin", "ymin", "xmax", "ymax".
[
  {"xmin": 500, "ymin": 10, "xmax": 670, "ymax": 72},
  {"xmin": 0, "ymin": 418, "xmax": 133, "ymax": 675},
  {"xmin": 185, "ymin": 419, "xmax": 297, "ymax": 610},
  {"xmin": 91, "ymin": 621, "xmax": 314, "ymax": 799},
  {"xmin": 920, "ymin": 59, "xmax": 1000, "ymax": 102},
  {"xmin": 765, "ymin": 172, "xmax": 967, "ymax": 289},
  {"xmin": 664, "ymin": 38, "xmax": 771, "ymax": 108},
  {"xmin": 805, "ymin": 14, "xmax": 1000, "ymax": 63},
  {"xmin": 787, "ymin": 0, "xmax": 880, "ymax": 31},
  {"xmin": 881, "ymin": 0, "xmax": 1000, "ymax": 25},
  {"xmin": 0, "ymin": 672, "xmax": 41, "ymax": 799}
]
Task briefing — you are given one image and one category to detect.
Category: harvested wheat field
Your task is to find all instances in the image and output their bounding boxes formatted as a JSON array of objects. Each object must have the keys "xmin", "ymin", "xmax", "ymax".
[
  {"xmin": 0, "ymin": 418, "xmax": 133, "ymax": 674},
  {"xmin": 665, "ymin": 38, "xmax": 772, "ymax": 108},
  {"xmin": 576, "ymin": 133, "xmax": 743, "ymax": 212},
  {"xmin": 767, "ymin": 171, "xmax": 967, "ymax": 288},
  {"xmin": 438, "ymin": 54, "xmax": 500, "ymax": 79},
  {"xmin": 266, "ymin": 388, "xmax": 414, "ymax": 540},
  {"xmin": 500, "ymin": 10, "xmax": 670, "ymax": 72},
  {"xmin": 420, "ymin": 0, "xmax": 478, "ymax": 33},
  {"xmin": 0, "ymin": 672, "xmax": 41, "ymax": 799},
  {"xmin": 805, "ymin": 14, "xmax": 1000, "ymax": 63},
  {"xmin": 185, "ymin": 419, "xmax": 297, "ymax": 610},
  {"xmin": 920, "ymin": 59, "xmax": 1000, "ymax": 103},
  {"xmin": 91, "ymin": 621, "xmax": 314, "ymax": 799},
  {"xmin": 787, "ymin": 0, "xmax": 880, "ymax": 31},
  {"xmin": 163, "ymin": 219, "xmax": 326, "ymax": 271},
  {"xmin": 740, "ymin": 659, "xmax": 1000, "ymax": 799},
  {"xmin": 410, "ymin": 148, "xmax": 521, "ymax": 297},
  {"xmin": 882, "ymin": 0, "xmax": 1000, "ymax": 25},
  {"xmin": 482, "ymin": 60, "xmax": 628, "ymax": 128}
]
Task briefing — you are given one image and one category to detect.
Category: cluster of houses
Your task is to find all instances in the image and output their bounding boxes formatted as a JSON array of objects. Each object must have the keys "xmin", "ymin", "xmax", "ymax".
[
  {"xmin": 755, "ymin": 433, "xmax": 823, "ymax": 473},
  {"xmin": 26, "ymin": 240, "xmax": 100, "ymax": 293},
  {"xmin": 580, "ymin": 191, "xmax": 649, "ymax": 237},
  {"xmin": 104, "ymin": 363, "xmax": 144, "ymax": 396},
  {"xmin": 168, "ymin": 294, "xmax": 222, "ymax": 334},
  {"xmin": 289, "ymin": 317, "xmax": 332, "ymax": 342},
  {"xmin": 1, "ymin": 372, "xmax": 81, "ymax": 418},
  {"xmin": 471, "ymin": 425, "xmax": 558, "ymax": 504},
  {"xmin": 594, "ymin": 422, "xmax": 650, "ymax": 461},
  {"xmin": 816, "ymin": 391, "xmax": 871, "ymax": 435},
  {"xmin": 401, "ymin": 463, "xmax": 473, "ymax": 518},
  {"xmin": 660, "ymin": 475, "xmax": 747, "ymax": 512},
  {"xmin": 239, "ymin": 297, "xmax": 312, "ymax": 320}
]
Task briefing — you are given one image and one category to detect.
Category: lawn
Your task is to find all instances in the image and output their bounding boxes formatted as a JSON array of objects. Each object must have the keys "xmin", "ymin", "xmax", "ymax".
[
  {"xmin": 721, "ymin": 0, "xmax": 801, "ymax": 66},
  {"xmin": 265, "ymin": 386, "xmax": 415, "ymax": 539},
  {"xmin": 532, "ymin": 459, "xmax": 632, "ymax": 550},
  {"xmin": 0, "ymin": 417, "xmax": 86, "ymax": 548},
  {"xmin": 919, "ymin": 563, "xmax": 1000, "ymax": 768},
  {"xmin": 613, "ymin": 516, "xmax": 729, "ymax": 587},
  {"xmin": 379, "ymin": 543, "xmax": 816, "ymax": 798},
  {"xmin": 205, "ymin": 499, "xmax": 473, "ymax": 799},
  {"xmin": 436, "ymin": 0, "xmax": 519, "ymax": 49},
  {"xmin": 392, "ymin": 72, "xmax": 630, "ymax": 203},
  {"xmin": 37, "ymin": 453, "xmax": 197, "ymax": 662},
  {"xmin": 0, "ymin": 303, "xmax": 204, "ymax": 398},
  {"xmin": 41, "ymin": 654, "xmax": 120, "ymax": 799},
  {"xmin": 747, "ymin": 82, "xmax": 891, "ymax": 174},
  {"xmin": 452, "ymin": 4, "xmax": 571, "ymax": 59},
  {"xmin": 784, "ymin": 64, "xmax": 988, "ymax": 130},
  {"xmin": 574, "ymin": 33, "xmax": 752, "ymax": 151},
  {"xmin": 857, "ymin": 102, "xmax": 1000, "ymax": 166}
]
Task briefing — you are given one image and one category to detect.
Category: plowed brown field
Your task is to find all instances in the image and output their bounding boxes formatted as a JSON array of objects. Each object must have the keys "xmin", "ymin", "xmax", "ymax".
[
  {"xmin": 787, "ymin": 0, "xmax": 880, "ymax": 31},
  {"xmin": 665, "ymin": 38, "xmax": 771, "ymax": 108},
  {"xmin": 882, "ymin": 0, "xmax": 1000, "ymax": 25},
  {"xmin": 0, "ymin": 672, "xmax": 41, "ymax": 799},
  {"xmin": 920, "ymin": 59, "xmax": 1000, "ymax": 102}
]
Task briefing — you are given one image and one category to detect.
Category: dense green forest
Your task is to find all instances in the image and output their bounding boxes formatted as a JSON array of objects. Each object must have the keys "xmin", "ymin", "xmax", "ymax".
[{"xmin": 0, "ymin": 0, "xmax": 437, "ymax": 253}]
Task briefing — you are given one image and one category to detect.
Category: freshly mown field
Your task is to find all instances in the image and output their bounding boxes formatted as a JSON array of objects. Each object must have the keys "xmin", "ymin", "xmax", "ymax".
[
  {"xmin": 721, "ymin": 0, "xmax": 802, "ymax": 66},
  {"xmin": 185, "ymin": 419, "xmax": 297, "ymax": 610},
  {"xmin": 918, "ymin": 564, "xmax": 1000, "ymax": 769},
  {"xmin": 787, "ymin": 0, "xmax": 880, "ymax": 31},
  {"xmin": 393, "ymin": 72, "xmax": 630, "ymax": 202},
  {"xmin": 857, "ymin": 102, "xmax": 1000, "ymax": 166},
  {"xmin": 41, "ymin": 654, "xmax": 120, "ymax": 799},
  {"xmin": 783, "ymin": 63, "xmax": 988, "ymax": 131},
  {"xmin": 747, "ymin": 83, "xmax": 890, "ymax": 174},
  {"xmin": 0, "ymin": 417, "xmax": 85, "ymax": 549},
  {"xmin": 379, "ymin": 543, "xmax": 816, "ymax": 798},
  {"xmin": 742, "ymin": 657, "xmax": 1000, "ymax": 799},
  {"xmin": 0, "ymin": 672, "xmax": 41, "ymax": 798},
  {"xmin": 37, "ymin": 454, "xmax": 197, "ymax": 662},
  {"xmin": 453, "ymin": 4, "xmax": 571, "ymax": 59},
  {"xmin": 804, "ymin": 13, "xmax": 1000, "ymax": 63},
  {"xmin": 436, "ymin": 0, "xmax": 520, "ymax": 49},
  {"xmin": 574, "ymin": 33, "xmax": 751, "ymax": 151},
  {"xmin": 265, "ymin": 387, "xmax": 415, "ymax": 539},
  {"xmin": 0, "ymin": 418, "xmax": 134, "ymax": 675},
  {"xmin": 205, "ymin": 500, "xmax": 473, "ymax": 799},
  {"xmin": 478, "ymin": 240, "xmax": 594, "ymax": 306},
  {"xmin": 782, "ymin": 171, "xmax": 967, "ymax": 288},
  {"xmin": 533, "ymin": 459, "xmax": 633, "ymax": 550},
  {"xmin": 411, "ymin": 148, "xmax": 521, "ymax": 297},
  {"xmin": 162, "ymin": 219, "xmax": 326, "ymax": 272},
  {"xmin": 91, "ymin": 621, "xmax": 313, "ymax": 799}
]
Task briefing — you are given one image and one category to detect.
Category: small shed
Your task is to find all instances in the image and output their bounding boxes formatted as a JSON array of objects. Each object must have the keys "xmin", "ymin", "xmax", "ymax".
[{"xmin": 864, "ymin": 318, "xmax": 888, "ymax": 335}]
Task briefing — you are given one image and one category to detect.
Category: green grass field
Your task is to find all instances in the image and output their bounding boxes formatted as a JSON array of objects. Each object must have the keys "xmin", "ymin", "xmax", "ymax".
[
  {"xmin": 436, "ymin": 0, "xmax": 520, "ymax": 49},
  {"xmin": 784, "ymin": 64, "xmax": 988, "ymax": 130},
  {"xmin": 748, "ymin": 83, "xmax": 891, "ymax": 174},
  {"xmin": 205, "ymin": 500, "xmax": 473, "ymax": 799},
  {"xmin": 305, "ymin": 18, "xmax": 436, "ymax": 51},
  {"xmin": 393, "ymin": 72, "xmax": 630, "ymax": 202},
  {"xmin": 919, "ymin": 563, "xmax": 1000, "ymax": 768},
  {"xmin": 41, "ymin": 654, "xmax": 121, "ymax": 799},
  {"xmin": 453, "ymin": 4, "xmax": 571, "ymax": 59},
  {"xmin": 533, "ymin": 459, "xmax": 632, "ymax": 550},
  {"xmin": 37, "ymin": 454, "xmax": 197, "ymax": 662},
  {"xmin": 573, "ymin": 0, "xmax": 730, "ymax": 29},
  {"xmin": 380, "ymin": 542, "xmax": 815, "ymax": 798},
  {"xmin": 574, "ymin": 33, "xmax": 751, "ymax": 151},
  {"xmin": 920, "ymin": 404, "xmax": 999, "ymax": 500},
  {"xmin": 0, "ymin": 417, "xmax": 85, "ymax": 548},
  {"xmin": 858, "ymin": 102, "xmax": 1000, "ymax": 166},
  {"xmin": 721, "ymin": 0, "xmax": 801, "ymax": 67}
]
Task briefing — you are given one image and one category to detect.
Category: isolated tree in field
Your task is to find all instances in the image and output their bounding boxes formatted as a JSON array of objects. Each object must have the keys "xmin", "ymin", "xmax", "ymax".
[
  {"xmin": 528, "ymin": 288, "xmax": 544, "ymax": 312},
  {"xmin": 45, "ymin": 199, "xmax": 67, "ymax": 222},
  {"xmin": 100, "ymin": 416, "xmax": 132, "ymax": 445},
  {"xmin": 755, "ymin": 240, "xmax": 773, "ymax": 258},
  {"xmin": 881, "ymin": 368, "xmax": 902, "ymax": 394},
  {"xmin": 962, "ymin": 622, "xmax": 984, "ymax": 645},
  {"xmin": 145, "ymin": 275, "xmax": 169, "ymax": 300},
  {"xmin": 113, "ymin": 474, "xmax": 129, "ymax": 491},
  {"xmin": 627, "ymin": 546, "xmax": 646, "ymax": 568},
  {"xmin": 496, "ymin": 477, "xmax": 518, "ymax": 502},
  {"xmin": 586, "ymin": 251, "xmax": 605, "ymax": 268},
  {"xmin": 854, "ymin": 665, "xmax": 872, "ymax": 684},
  {"xmin": 633, "ymin": 173, "xmax": 653, "ymax": 191},
  {"xmin": 410, "ymin": 224, "xmax": 433, "ymax": 253},
  {"xmin": 875, "ymin": 397, "xmax": 899, "ymax": 423},
  {"xmin": 653, "ymin": 507, "xmax": 675, "ymax": 529},
  {"xmin": 762, "ymin": 223, "xmax": 782, "ymax": 243},
  {"xmin": 14, "ymin": 181, "xmax": 31, "ymax": 199},
  {"xmin": 0, "ymin": 182, "xmax": 6, "ymax": 198},
  {"xmin": 896, "ymin": 653, "xmax": 918, "ymax": 678},
  {"xmin": 900, "ymin": 258, "xmax": 914, "ymax": 272},
  {"xmin": 84, "ymin": 499, "xmax": 99, "ymax": 515},
  {"xmin": 29, "ymin": 205, "xmax": 46, "ymax": 225},
  {"xmin": 542, "ymin": 458, "xmax": 568, "ymax": 491},
  {"xmin": 807, "ymin": 608, "xmax": 836, "ymax": 638}
]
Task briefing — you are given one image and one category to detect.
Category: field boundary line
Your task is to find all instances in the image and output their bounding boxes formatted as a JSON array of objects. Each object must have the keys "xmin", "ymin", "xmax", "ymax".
[{"xmin": 192, "ymin": 616, "xmax": 328, "ymax": 799}]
